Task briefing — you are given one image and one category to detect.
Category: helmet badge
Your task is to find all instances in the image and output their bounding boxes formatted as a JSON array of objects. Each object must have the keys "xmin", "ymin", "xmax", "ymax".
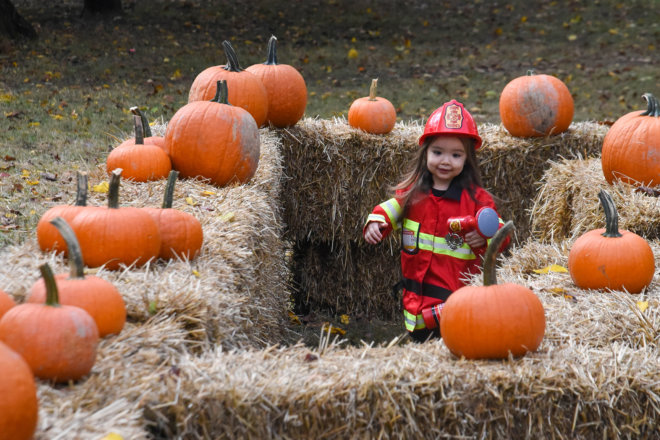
[{"xmin": 444, "ymin": 103, "xmax": 463, "ymax": 129}]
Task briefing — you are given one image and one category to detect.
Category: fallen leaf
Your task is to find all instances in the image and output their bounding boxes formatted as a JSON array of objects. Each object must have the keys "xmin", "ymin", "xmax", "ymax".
[
  {"xmin": 636, "ymin": 301, "xmax": 648, "ymax": 313},
  {"xmin": 92, "ymin": 181, "xmax": 109, "ymax": 193},
  {"xmin": 533, "ymin": 264, "xmax": 569, "ymax": 274}
]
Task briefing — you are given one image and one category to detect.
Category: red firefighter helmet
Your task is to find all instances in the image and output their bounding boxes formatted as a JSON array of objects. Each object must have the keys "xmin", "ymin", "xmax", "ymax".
[{"xmin": 418, "ymin": 99, "xmax": 482, "ymax": 149}]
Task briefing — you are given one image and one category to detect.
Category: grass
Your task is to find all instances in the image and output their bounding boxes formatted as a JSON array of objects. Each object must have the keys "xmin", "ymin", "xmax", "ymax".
[{"xmin": 0, "ymin": 0, "xmax": 658, "ymax": 247}]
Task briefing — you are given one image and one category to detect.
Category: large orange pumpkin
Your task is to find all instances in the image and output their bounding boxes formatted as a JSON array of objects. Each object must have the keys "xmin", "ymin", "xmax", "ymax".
[
  {"xmin": 28, "ymin": 217, "xmax": 126, "ymax": 337},
  {"xmin": 165, "ymin": 80, "xmax": 261, "ymax": 187},
  {"xmin": 0, "ymin": 341, "xmax": 38, "ymax": 440},
  {"xmin": 440, "ymin": 221, "xmax": 546, "ymax": 359},
  {"xmin": 601, "ymin": 93, "xmax": 660, "ymax": 187},
  {"xmin": 347, "ymin": 78, "xmax": 397, "ymax": 134},
  {"xmin": 0, "ymin": 263, "xmax": 99, "ymax": 382},
  {"xmin": 70, "ymin": 169, "xmax": 161, "ymax": 270},
  {"xmin": 143, "ymin": 170, "xmax": 204, "ymax": 260},
  {"xmin": 246, "ymin": 35, "xmax": 307, "ymax": 128},
  {"xmin": 568, "ymin": 190, "xmax": 655, "ymax": 293},
  {"xmin": 36, "ymin": 170, "xmax": 88, "ymax": 256},
  {"xmin": 188, "ymin": 40, "xmax": 268, "ymax": 127},
  {"xmin": 106, "ymin": 115, "xmax": 172, "ymax": 182},
  {"xmin": 499, "ymin": 70, "xmax": 574, "ymax": 137}
]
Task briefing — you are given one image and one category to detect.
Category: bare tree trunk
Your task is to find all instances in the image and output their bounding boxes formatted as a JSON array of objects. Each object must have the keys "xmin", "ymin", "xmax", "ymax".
[
  {"xmin": 83, "ymin": 0, "xmax": 122, "ymax": 14},
  {"xmin": 0, "ymin": 0, "xmax": 36, "ymax": 39}
]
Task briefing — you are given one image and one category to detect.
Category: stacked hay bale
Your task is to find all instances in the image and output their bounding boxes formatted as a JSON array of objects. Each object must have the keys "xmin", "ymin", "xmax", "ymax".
[{"xmin": 279, "ymin": 118, "xmax": 608, "ymax": 318}]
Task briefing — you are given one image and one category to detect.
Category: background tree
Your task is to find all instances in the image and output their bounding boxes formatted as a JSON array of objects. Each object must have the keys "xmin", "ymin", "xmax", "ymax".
[
  {"xmin": 0, "ymin": 0, "xmax": 36, "ymax": 40},
  {"xmin": 83, "ymin": 0, "xmax": 122, "ymax": 14}
]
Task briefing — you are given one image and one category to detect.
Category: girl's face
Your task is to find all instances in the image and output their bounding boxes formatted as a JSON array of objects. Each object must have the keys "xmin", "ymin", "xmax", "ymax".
[{"xmin": 426, "ymin": 136, "xmax": 467, "ymax": 190}]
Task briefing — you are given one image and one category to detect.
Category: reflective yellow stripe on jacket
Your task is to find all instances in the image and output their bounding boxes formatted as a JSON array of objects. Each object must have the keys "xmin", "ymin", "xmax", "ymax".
[
  {"xmin": 403, "ymin": 219, "xmax": 476, "ymax": 260},
  {"xmin": 373, "ymin": 198, "xmax": 403, "ymax": 230},
  {"xmin": 404, "ymin": 309, "xmax": 426, "ymax": 331}
]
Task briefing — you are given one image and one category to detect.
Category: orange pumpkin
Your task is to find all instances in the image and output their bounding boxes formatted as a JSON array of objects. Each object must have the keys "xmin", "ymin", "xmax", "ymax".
[
  {"xmin": 36, "ymin": 170, "xmax": 88, "ymax": 256},
  {"xmin": 28, "ymin": 217, "xmax": 126, "ymax": 337},
  {"xmin": 129, "ymin": 106, "xmax": 165, "ymax": 150},
  {"xmin": 601, "ymin": 93, "xmax": 660, "ymax": 187},
  {"xmin": 143, "ymin": 170, "xmax": 204, "ymax": 260},
  {"xmin": 71, "ymin": 169, "xmax": 161, "ymax": 270},
  {"xmin": 188, "ymin": 40, "xmax": 268, "ymax": 127},
  {"xmin": 246, "ymin": 35, "xmax": 307, "ymax": 128},
  {"xmin": 499, "ymin": 70, "xmax": 574, "ymax": 137},
  {"xmin": 0, "ymin": 341, "xmax": 38, "ymax": 440},
  {"xmin": 106, "ymin": 115, "xmax": 172, "ymax": 182},
  {"xmin": 568, "ymin": 190, "xmax": 655, "ymax": 293},
  {"xmin": 0, "ymin": 263, "xmax": 99, "ymax": 382},
  {"xmin": 348, "ymin": 78, "xmax": 397, "ymax": 134},
  {"xmin": 0, "ymin": 289, "xmax": 16, "ymax": 320},
  {"xmin": 441, "ymin": 221, "xmax": 546, "ymax": 359},
  {"xmin": 165, "ymin": 80, "xmax": 261, "ymax": 187}
]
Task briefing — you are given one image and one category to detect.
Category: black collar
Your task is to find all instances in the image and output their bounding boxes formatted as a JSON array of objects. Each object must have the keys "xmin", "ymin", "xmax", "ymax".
[{"xmin": 431, "ymin": 179, "xmax": 463, "ymax": 201}]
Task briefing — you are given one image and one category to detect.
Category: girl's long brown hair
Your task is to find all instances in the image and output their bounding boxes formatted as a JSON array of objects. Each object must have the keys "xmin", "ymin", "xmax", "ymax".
[{"xmin": 393, "ymin": 135, "xmax": 484, "ymax": 215}]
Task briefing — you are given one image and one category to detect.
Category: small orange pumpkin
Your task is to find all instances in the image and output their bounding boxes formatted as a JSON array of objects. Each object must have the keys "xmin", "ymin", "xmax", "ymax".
[
  {"xmin": 348, "ymin": 78, "xmax": 397, "ymax": 134},
  {"xmin": 106, "ymin": 115, "xmax": 172, "ymax": 182},
  {"xmin": 71, "ymin": 168, "xmax": 161, "ymax": 270},
  {"xmin": 0, "ymin": 341, "xmax": 38, "ymax": 440},
  {"xmin": 188, "ymin": 40, "xmax": 268, "ymax": 127},
  {"xmin": 0, "ymin": 289, "xmax": 16, "ymax": 321},
  {"xmin": 36, "ymin": 170, "xmax": 88, "ymax": 256},
  {"xmin": 440, "ymin": 221, "xmax": 546, "ymax": 359},
  {"xmin": 499, "ymin": 70, "xmax": 574, "ymax": 137},
  {"xmin": 246, "ymin": 35, "xmax": 307, "ymax": 128},
  {"xmin": 143, "ymin": 170, "xmax": 204, "ymax": 260},
  {"xmin": 166, "ymin": 80, "xmax": 261, "ymax": 187},
  {"xmin": 0, "ymin": 263, "xmax": 99, "ymax": 382},
  {"xmin": 28, "ymin": 217, "xmax": 126, "ymax": 337},
  {"xmin": 568, "ymin": 190, "xmax": 655, "ymax": 293},
  {"xmin": 601, "ymin": 93, "xmax": 660, "ymax": 187}
]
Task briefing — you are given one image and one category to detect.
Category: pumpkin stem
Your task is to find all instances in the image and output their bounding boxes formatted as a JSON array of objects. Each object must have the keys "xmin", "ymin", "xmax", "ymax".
[
  {"xmin": 133, "ymin": 115, "xmax": 144, "ymax": 145},
  {"xmin": 50, "ymin": 216, "xmax": 85, "ymax": 279},
  {"xmin": 265, "ymin": 35, "xmax": 278, "ymax": 65},
  {"xmin": 222, "ymin": 40, "xmax": 243, "ymax": 72},
  {"xmin": 598, "ymin": 189, "xmax": 623, "ymax": 238},
  {"xmin": 368, "ymin": 78, "xmax": 379, "ymax": 101},
  {"xmin": 483, "ymin": 220, "xmax": 514, "ymax": 286},
  {"xmin": 39, "ymin": 263, "xmax": 61, "ymax": 307},
  {"xmin": 640, "ymin": 93, "xmax": 660, "ymax": 117},
  {"xmin": 162, "ymin": 170, "xmax": 179, "ymax": 209},
  {"xmin": 526, "ymin": 69, "xmax": 535, "ymax": 76},
  {"xmin": 210, "ymin": 80, "xmax": 230, "ymax": 105},
  {"xmin": 108, "ymin": 168, "xmax": 123, "ymax": 210},
  {"xmin": 75, "ymin": 171, "xmax": 88, "ymax": 207},
  {"xmin": 130, "ymin": 106, "xmax": 153, "ymax": 137}
]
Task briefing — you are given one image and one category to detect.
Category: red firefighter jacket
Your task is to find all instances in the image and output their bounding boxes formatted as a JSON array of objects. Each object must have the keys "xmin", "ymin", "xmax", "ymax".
[{"xmin": 365, "ymin": 180, "xmax": 508, "ymax": 332}]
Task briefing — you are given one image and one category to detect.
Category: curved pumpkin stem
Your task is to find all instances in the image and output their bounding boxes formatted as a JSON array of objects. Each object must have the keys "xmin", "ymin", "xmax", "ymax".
[
  {"xmin": 368, "ymin": 78, "xmax": 378, "ymax": 101},
  {"xmin": 162, "ymin": 170, "xmax": 179, "ymax": 209},
  {"xmin": 210, "ymin": 80, "xmax": 230, "ymax": 105},
  {"xmin": 264, "ymin": 35, "xmax": 278, "ymax": 65},
  {"xmin": 39, "ymin": 263, "xmax": 61, "ymax": 307},
  {"xmin": 108, "ymin": 168, "xmax": 123, "ymax": 210},
  {"xmin": 483, "ymin": 220, "xmax": 514, "ymax": 286},
  {"xmin": 132, "ymin": 115, "xmax": 144, "ymax": 145},
  {"xmin": 641, "ymin": 93, "xmax": 660, "ymax": 117},
  {"xmin": 222, "ymin": 40, "xmax": 243, "ymax": 72},
  {"xmin": 130, "ymin": 106, "xmax": 153, "ymax": 138},
  {"xmin": 598, "ymin": 189, "xmax": 622, "ymax": 238},
  {"xmin": 50, "ymin": 216, "xmax": 85, "ymax": 279},
  {"xmin": 75, "ymin": 171, "xmax": 88, "ymax": 207}
]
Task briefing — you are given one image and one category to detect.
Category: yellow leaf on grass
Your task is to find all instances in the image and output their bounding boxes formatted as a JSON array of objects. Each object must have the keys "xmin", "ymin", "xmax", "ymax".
[
  {"xmin": 347, "ymin": 48, "xmax": 358, "ymax": 59},
  {"xmin": 288, "ymin": 311, "xmax": 302, "ymax": 325},
  {"xmin": 322, "ymin": 323, "xmax": 346, "ymax": 335},
  {"xmin": 533, "ymin": 264, "xmax": 568, "ymax": 274},
  {"xmin": 92, "ymin": 181, "xmax": 109, "ymax": 193},
  {"xmin": 636, "ymin": 301, "xmax": 648, "ymax": 313},
  {"xmin": 340, "ymin": 314, "xmax": 350, "ymax": 325}
]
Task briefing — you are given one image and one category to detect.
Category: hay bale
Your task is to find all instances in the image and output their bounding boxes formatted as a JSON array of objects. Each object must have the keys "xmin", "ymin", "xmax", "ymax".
[
  {"xmin": 530, "ymin": 157, "xmax": 660, "ymax": 242},
  {"xmin": 0, "ymin": 128, "xmax": 290, "ymax": 350}
]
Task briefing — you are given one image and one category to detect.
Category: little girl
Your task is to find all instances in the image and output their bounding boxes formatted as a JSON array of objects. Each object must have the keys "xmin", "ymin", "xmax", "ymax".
[{"xmin": 364, "ymin": 99, "xmax": 509, "ymax": 342}]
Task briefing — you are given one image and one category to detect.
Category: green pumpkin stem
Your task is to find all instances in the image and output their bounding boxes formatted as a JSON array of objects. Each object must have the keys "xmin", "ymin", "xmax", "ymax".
[
  {"xmin": 39, "ymin": 263, "xmax": 61, "ymax": 307},
  {"xmin": 50, "ymin": 216, "xmax": 85, "ymax": 279},
  {"xmin": 222, "ymin": 40, "xmax": 243, "ymax": 72},
  {"xmin": 641, "ymin": 93, "xmax": 660, "ymax": 117},
  {"xmin": 598, "ymin": 189, "xmax": 622, "ymax": 238},
  {"xmin": 162, "ymin": 170, "xmax": 179, "ymax": 209},
  {"xmin": 211, "ymin": 80, "xmax": 230, "ymax": 105},
  {"xmin": 527, "ymin": 69, "xmax": 535, "ymax": 76},
  {"xmin": 133, "ymin": 115, "xmax": 144, "ymax": 145},
  {"xmin": 75, "ymin": 171, "xmax": 88, "ymax": 207},
  {"xmin": 108, "ymin": 168, "xmax": 123, "ymax": 209},
  {"xmin": 368, "ymin": 78, "xmax": 378, "ymax": 101},
  {"xmin": 130, "ymin": 106, "xmax": 153, "ymax": 137},
  {"xmin": 265, "ymin": 35, "xmax": 278, "ymax": 65},
  {"xmin": 483, "ymin": 220, "xmax": 514, "ymax": 286}
]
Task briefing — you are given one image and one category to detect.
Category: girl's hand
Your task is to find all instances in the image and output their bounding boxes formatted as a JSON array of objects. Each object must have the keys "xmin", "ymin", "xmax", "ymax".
[
  {"xmin": 364, "ymin": 222, "xmax": 386, "ymax": 245},
  {"xmin": 464, "ymin": 230, "xmax": 486, "ymax": 248}
]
